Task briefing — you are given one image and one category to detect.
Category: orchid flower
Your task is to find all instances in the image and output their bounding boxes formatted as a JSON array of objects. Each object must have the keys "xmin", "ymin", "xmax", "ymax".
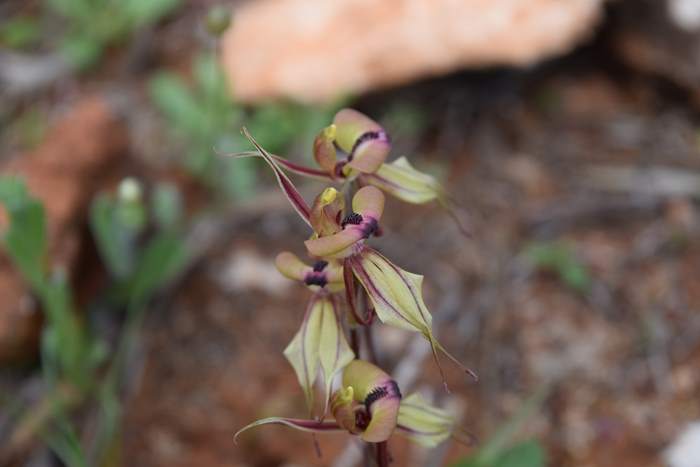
[
  {"xmin": 227, "ymin": 110, "xmax": 448, "ymax": 208},
  {"xmin": 275, "ymin": 251, "xmax": 354, "ymax": 416},
  {"xmin": 236, "ymin": 360, "xmax": 459, "ymax": 448}
]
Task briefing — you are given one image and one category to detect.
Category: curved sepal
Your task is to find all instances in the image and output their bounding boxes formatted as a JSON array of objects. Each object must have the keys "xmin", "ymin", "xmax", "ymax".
[
  {"xmin": 230, "ymin": 129, "xmax": 313, "ymax": 227},
  {"xmin": 360, "ymin": 157, "xmax": 442, "ymax": 204},
  {"xmin": 396, "ymin": 393, "xmax": 455, "ymax": 448},
  {"xmin": 235, "ymin": 417, "xmax": 342, "ymax": 442},
  {"xmin": 348, "ymin": 248, "xmax": 477, "ymax": 387}
]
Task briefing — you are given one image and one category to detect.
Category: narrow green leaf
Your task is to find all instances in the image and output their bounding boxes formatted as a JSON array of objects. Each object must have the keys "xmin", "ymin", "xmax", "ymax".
[
  {"xmin": 495, "ymin": 440, "xmax": 545, "ymax": 467},
  {"xmin": 90, "ymin": 194, "xmax": 132, "ymax": 278},
  {"xmin": 126, "ymin": 232, "xmax": 187, "ymax": 304},
  {"xmin": 0, "ymin": 176, "xmax": 47, "ymax": 290}
]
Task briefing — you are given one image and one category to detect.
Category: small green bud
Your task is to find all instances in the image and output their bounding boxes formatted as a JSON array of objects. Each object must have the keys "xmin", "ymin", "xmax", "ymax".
[{"xmin": 206, "ymin": 5, "xmax": 232, "ymax": 37}]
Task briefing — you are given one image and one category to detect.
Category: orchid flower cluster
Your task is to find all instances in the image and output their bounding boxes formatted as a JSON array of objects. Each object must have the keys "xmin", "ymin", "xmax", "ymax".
[{"xmin": 233, "ymin": 109, "xmax": 473, "ymax": 460}]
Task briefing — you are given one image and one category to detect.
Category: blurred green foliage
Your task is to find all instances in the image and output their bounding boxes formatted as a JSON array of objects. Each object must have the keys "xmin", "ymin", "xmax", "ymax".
[
  {"xmin": 0, "ymin": 15, "xmax": 41, "ymax": 49},
  {"xmin": 90, "ymin": 177, "xmax": 188, "ymax": 306},
  {"xmin": 150, "ymin": 52, "xmax": 341, "ymax": 198},
  {"xmin": 525, "ymin": 241, "xmax": 591, "ymax": 294},
  {"xmin": 46, "ymin": 0, "xmax": 181, "ymax": 69},
  {"xmin": 0, "ymin": 176, "xmax": 188, "ymax": 466},
  {"xmin": 451, "ymin": 387, "xmax": 548, "ymax": 467},
  {"xmin": 0, "ymin": 176, "xmax": 100, "ymax": 466}
]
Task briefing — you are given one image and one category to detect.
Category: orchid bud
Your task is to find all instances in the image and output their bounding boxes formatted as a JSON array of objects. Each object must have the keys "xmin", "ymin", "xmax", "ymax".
[
  {"xmin": 360, "ymin": 157, "xmax": 443, "ymax": 204},
  {"xmin": 333, "ymin": 109, "xmax": 390, "ymax": 175},
  {"xmin": 305, "ymin": 186, "xmax": 384, "ymax": 259},
  {"xmin": 313, "ymin": 125, "xmax": 339, "ymax": 174},
  {"xmin": 309, "ymin": 187, "xmax": 344, "ymax": 238},
  {"xmin": 340, "ymin": 360, "xmax": 402, "ymax": 442}
]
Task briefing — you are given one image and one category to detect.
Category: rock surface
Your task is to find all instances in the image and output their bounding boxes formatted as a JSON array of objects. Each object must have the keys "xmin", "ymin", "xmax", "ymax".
[{"xmin": 222, "ymin": 0, "xmax": 605, "ymax": 103}]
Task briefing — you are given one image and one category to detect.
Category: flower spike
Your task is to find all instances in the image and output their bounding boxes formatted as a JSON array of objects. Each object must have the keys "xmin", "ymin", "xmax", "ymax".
[{"xmin": 283, "ymin": 295, "xmax": 354, "ymax": 415}]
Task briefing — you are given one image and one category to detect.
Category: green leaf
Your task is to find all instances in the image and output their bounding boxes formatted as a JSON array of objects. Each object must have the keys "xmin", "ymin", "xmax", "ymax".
[
  {"xmin": 149, "ymin": 73, "xmax": 207, "ymax": 136},
  {"xmin": 0, "ymin": 16, "xmax": 41, "ymax": 49},
  {"xmin": 151, "ymin": 183, "xmax": 182, "ymax": 230},
  {"xmin": 495, "ymin": 441, "xmax": 545, "ymax": 467},
  {"xmin": 45, "ymin": 0, "xmax": 93, "ymax": 21},
  {"xmin": 450, "ymin": 387, "xmax": 549, "ymax": 467},
  {"xmin": 59, "ymin": 35, "xmax": 103, "ymax": 69},
  {"xmin": 90, "ymin": 194, "xmax": 133, "ymax": 278},
  {"xmin": 122, "ymin": 0, "xmax": 180, "ymax": 27},
  {"xmin": 0, "ymin": 177, "xmax": 47, "ymax": 290},
  {"xmin": 526, "ymin": 242, "xmax": 591, "ymax": 294},
  {"xmin": 126, "ymin": 232, "xmax": 187, "ymax": 304},
  {"xmin": 43, "ymin": 412, "xmax": 88, "ymax": 467}
]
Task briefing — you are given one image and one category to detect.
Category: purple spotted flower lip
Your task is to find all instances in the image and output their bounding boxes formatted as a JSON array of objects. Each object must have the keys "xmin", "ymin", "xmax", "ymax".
[
  {"xmin": 314, "ymin": 109, "xmax": 392, "ymax": 180},
  {"xmin": 305, "ymin": 185, "xmax": 384, "ymax": 259},
  {"xmin": 236, "ymin": 359, "xmax": 461, "ymax": 448},
  {"xmin": 275, "ymin": 252, "xmax": 343, "ymax": 293}
]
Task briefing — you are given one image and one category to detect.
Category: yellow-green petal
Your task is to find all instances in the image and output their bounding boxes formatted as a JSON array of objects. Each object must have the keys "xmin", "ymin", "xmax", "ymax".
[
  {"xmin": 352, "ymin": 185, "xmax": 385, "ymax": 220},
  {"xmin": 284, "ymin": 295, "xmax": 354, "ymax": 416},
  {"xmin": 362, "ymin": 157, "xmax": 442, "ymax": 204},
  {"xmin": 396, "ymin": 393, "xmax": 454, "ymax": 448},
  {"xmin": 333, "ymin": 109, "xmax": 384, "ymax": 153},
  {"xmin": 284, "ymin": 296, "xmax": 324, "ymax": 412},
  {"xmin": 318, "ymin": 297, "xmax": 355, "ymax": 415},
  {"xmin": 349, "ymin": 248, "xmax": 474, "ymax": 385},
  {"xmin": 305, "ymin": 228, "xmax": 364, "ymax": 259},
  {"xmin": 275, "ymin": 251, "xmax": 308, "ymax": 282},
  {"xmin": 313, "ymin": 125, "xmax": 338, "ymax": 173},
  {"xmin": 310, "ymin": 187, "xmax": 344, "ymax": 237}
]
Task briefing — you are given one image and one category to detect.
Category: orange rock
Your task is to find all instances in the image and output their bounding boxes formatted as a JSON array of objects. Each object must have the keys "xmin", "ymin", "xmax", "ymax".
[
  {"xmin": 0, "ymin": 97, "xmax": 128, "ymax": 364},
  {"xmin": 222, "ymin": 0, "xmax": 604, "ymax": 103}
]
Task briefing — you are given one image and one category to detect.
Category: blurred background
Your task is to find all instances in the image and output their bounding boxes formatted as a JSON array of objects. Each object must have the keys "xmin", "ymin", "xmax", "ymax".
[{"xmin": 1, "ymin": 0, "xmax": 700, "ymax": 466}]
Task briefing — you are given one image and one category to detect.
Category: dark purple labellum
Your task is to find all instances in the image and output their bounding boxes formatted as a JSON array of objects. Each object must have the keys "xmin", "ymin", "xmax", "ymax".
[
  {"xmin": 304, "ymin": 272, "xmax": 328, "ymax": 288},
  {"xmin": 364, "ymin": 380, "xmax": 402, "ymax": 411},
  {"xmin": 341, "ymin": 212, "xmax": 363, "ymax": 227},
  {"xmin": 312, "ymin": 260, "xmax": 328, "ymax": 272},
  {"xmin": 355, "ymin": 409, "xmax": 371, "ymax": 430},
  {"xmin": 361, "ymin": 217, "xmax": 379, "ymax": 239},
  {"xmin": 349, "ymin": 131, "xmax": 390, "ymax": 161}
]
